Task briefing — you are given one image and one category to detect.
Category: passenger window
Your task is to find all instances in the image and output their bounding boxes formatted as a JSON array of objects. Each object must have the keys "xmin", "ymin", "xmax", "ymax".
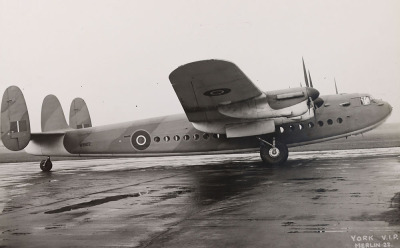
[
  {"xmin": 337, "ymin": 118, "xmax": 343, "ymax": 124},
  {"xmin": 280, "ymin": 127, "xmax": 285, "ymax": 133},
  {"xmin": 308, "ymin": 122, "xmax": 314, "ymax": 128},
  {"xmin": 183, "ymin": 135, "xmax": 190, "ymax": 141},
  {"xmin": 289, "ymin": 125, "xmax": 295, "ymax": 131},
  {"xmin": 299, "ymin": 124, "xmax": 304, "ymax": 130},
  {"xmin": 203, "ymin": 133, "xmax": 209, "ymax": 140},
  {"xmin": 174, "ymin": 135, "xmax": 180, "ymax": 141},
  {"xmin": 213, "ymin": 134, "xmax": 219, "ymax": 139},
  {"xmin": 154, "ymin": 136, "xmax": 160, "ymax": 142},
  {"xmin": 164, "ymin": 136, "xmax": 170, "ymax": 142},
  {"xmin": 318, "ymin": 121, "xmax": 324, "ymax": 127},
  {"xmin": 193, "ymin": 134, "xmax": 200, "ymax": 140},
  {"xmin": 327, "ymin": 119, "xmax": 333, "ymax": 125}
]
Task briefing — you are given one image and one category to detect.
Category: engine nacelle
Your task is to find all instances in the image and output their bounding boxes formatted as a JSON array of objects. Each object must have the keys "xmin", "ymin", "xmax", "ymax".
[
  {"xmin": 218, "ymin": 87, "xmax": 319, "ymax": 119},
  {"xmin": 193, "ymin": 87, "xmax": 320, "ymax": 138}
]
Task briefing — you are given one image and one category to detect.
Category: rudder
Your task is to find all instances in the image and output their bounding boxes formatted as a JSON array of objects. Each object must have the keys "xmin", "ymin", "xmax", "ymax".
[
  {"xmin": 41, "ymin": 95, "xmax": 69, "ymax": 132},
  {"xmin": 1, "ymin": 86, "xmax": 31, "ymax": 151},
  {"xmin": 69, "ymin": 98, "xmax": 92, "ymax": 129}
]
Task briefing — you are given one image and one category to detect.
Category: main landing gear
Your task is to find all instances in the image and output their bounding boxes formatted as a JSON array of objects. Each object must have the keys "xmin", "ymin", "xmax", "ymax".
[
  {"xmin": 40, "ymin": 157, "xmax": 53, "ymax": 172},
  {"xmin": 258, "ymin": 137, "xmax": 288, "ymax": 166}
]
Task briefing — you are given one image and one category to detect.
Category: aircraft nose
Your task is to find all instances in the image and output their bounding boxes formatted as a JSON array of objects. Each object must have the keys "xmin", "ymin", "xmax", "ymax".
[
  {"xmin": 306, "ymin": 87, "xmax": 320, "ymax": 100},
  {"xmin": 380, "ymin": 100, "xmax": 392, "ymax": 117},
  {"xmin": 387, "ymin": 101, "xmax": 393, "ymax": 114}
]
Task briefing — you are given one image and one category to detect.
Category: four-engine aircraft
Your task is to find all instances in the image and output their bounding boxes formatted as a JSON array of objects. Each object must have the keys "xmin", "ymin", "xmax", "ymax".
[{"xmin": 0, "ymin": 59, "xmax": 393, "ymax": 171}]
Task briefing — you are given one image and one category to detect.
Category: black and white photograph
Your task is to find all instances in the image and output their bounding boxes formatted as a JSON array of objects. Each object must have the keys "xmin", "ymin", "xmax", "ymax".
[{"xmin": 0, "ymin": 1, "xmax": 399, "ymax": 247}]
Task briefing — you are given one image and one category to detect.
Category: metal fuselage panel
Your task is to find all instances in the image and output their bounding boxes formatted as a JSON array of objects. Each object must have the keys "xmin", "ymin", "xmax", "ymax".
[
  {"xmin": 27, "ymin": 93, "xmax": 392, "ymax": 157},
  {"xmin": 275, "ymin": 94, "xmax": 392, "ymax": 146},
  {"xmin": 63, "ymin": 115, "xmax": 259, "ymax": 155}
]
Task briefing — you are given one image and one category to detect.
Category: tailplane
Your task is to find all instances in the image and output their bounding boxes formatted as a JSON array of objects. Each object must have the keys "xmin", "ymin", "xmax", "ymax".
[
  {"xmin": 69, "ymin": 98, "xmax": 92, "ymax": 129},
  {"xmin": 1, "ymin": 86, "xmax": 31, "ymax": 151},
  {"xmin": 41, "ymin": 95, "xmax": 69, "ymax": 132}
]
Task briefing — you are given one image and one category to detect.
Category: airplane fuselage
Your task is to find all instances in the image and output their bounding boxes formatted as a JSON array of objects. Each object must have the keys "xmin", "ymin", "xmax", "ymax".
[{"xmin": 25, "ymin": 93, "xmax": 392, "ymax": 157}]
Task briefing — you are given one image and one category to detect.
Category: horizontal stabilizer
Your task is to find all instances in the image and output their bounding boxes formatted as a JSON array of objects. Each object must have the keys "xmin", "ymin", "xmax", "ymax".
[
  {"xmin": 69, "ymin": 98, "xmax": 92, "ymax": 129},
  {"xmin": 1, "ymin": 86, "xmax": 31, "ymax": 151},
  {"xmin": 41, "ymin": 95, "xmax": 69, "ymax": 132}
]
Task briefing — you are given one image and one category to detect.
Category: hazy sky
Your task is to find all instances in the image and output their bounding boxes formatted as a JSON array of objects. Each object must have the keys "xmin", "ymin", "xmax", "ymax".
[{"xmin": 1, "ymin": 0, "xmax": 399, "ymax": 132}]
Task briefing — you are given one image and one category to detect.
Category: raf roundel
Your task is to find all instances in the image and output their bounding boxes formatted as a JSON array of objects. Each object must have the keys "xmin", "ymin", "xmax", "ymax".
[
  {"xmin": 203, "ymin": 88, "xmax": 231, "ymax": 97},
  {"xmin": 131, "ymin": 130, "xmax": 151, "ymax": 150}
]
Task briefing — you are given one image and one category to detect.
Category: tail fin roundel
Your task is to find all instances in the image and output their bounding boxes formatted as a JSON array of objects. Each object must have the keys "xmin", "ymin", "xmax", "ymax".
[
  {"xmin": 69, "ymin": 98, "xmax": 92, "ymax": 129},
  {"xmin": 1, "ymin": 86, "xmax": 31, "ymax": 151}
]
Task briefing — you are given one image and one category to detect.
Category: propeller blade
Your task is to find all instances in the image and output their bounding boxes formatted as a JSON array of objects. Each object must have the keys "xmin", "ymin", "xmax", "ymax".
[
  {"xmin": 308, "ymin": 70, "xmax": 314, "ymax": 88},
  {"xmin": 307, "ymin": 97, "xmax": 315, "ymax": 116},
  {"xmin": 302, "ymin": 58, "xmax": 309, "ymax": 87},
  {"xmin": 313, "ymin": 106, "xmax": 317, "ymax": 120},
  {"xmin": 334, "ymin": 78, "xmax": 338, "ymax": 94},
  {"xmin": 302, "ymin": 58, "xmax": 320, "ymax": 119}
]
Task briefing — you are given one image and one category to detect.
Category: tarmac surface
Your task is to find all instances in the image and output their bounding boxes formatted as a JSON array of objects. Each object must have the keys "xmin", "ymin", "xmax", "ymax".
[{"xmin": 0, "ymin": 148, "xmax": 400, "ymax": 248}]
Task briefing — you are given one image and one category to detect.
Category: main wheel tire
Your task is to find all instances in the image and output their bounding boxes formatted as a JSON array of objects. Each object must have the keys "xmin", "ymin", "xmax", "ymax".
[
  {"xmin": 40, "ymin": 159, "xmax": 53, "ymax": 172},
  {"xmin": 260, "ymin": 141, "xmax": 289, "ymax": 166}
]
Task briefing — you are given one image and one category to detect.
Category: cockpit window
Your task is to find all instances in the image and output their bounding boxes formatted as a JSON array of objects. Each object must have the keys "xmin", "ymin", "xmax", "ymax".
[{"xmin": 361, "ymin": 96, "xmax": 371, "ymax": 105}]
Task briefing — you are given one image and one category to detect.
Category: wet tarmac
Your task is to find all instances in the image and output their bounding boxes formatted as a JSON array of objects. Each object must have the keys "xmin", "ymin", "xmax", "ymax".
[{"xmin": 0, "ymin": 148, "xmax": 400, "ymax": 248}]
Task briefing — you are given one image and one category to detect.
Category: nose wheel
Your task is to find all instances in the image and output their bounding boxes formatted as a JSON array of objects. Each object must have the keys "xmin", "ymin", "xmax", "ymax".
[
  {"xmin": 40, "ymin": 157, "xmax": 53, "ymax": 172},
  {"xmin": 258, "ymin": 138, "xmax": 288, "ymax": 166}
]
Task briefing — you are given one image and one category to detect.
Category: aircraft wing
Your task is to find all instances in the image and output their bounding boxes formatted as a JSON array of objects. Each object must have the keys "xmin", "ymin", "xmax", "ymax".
[{"xmin": 169, "ymin": 60, "xmax": 263, "ymax": 122}]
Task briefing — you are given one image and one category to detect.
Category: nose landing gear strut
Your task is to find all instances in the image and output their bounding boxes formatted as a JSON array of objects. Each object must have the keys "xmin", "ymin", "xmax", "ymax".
[{"xmin": 258, "ymin": 137, "xmax": 288, "ymax": 166}]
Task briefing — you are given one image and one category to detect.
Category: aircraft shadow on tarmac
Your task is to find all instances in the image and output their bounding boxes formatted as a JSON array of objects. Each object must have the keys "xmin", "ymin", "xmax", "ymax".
[
  {"xmin": 2, "ymin": 154, "xmax": 399, "ymax": 232},
  {"xmin": 2, "ymin": 157, "xmax": 314, "ymax": 214}
]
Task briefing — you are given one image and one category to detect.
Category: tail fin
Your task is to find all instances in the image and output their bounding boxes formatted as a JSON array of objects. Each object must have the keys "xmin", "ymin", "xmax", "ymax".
[
  {"xmin": 41, "ymin": 95, "xmax": 69, "ymax": 132},
  {"xmin": 69, "ymin": 98, "xmax": 92, "ymax": 129},
  {"xmin": 1, "ymin": 86, "xmax": 31, "ymax": 151}
]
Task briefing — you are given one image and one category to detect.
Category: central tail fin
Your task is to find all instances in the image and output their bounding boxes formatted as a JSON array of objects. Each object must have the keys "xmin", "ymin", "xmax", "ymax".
[
  {"xmin": 1, "ymin": 86, "xmax": 31, "ymax": 151},
  {"xmin": 41, "ymin": 95, "xmax": 69, "ymax": 132},
  {"xmin": 69, "ymin": 98, "xmax": 92, "ymax": 129}
]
